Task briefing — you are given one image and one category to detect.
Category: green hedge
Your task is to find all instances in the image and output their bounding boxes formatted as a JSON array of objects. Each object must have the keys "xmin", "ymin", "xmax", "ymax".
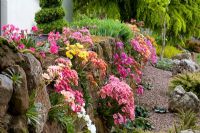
[
  {"xmin": 37, "ymin": 19, "xmax": 68, "ymax": 33},
  {"xmin": 35, "ymin": 7, "xmax": 65, "ymax": 24},
  {"xmin": 39, "ymin": 0, "xmax": 63, "ymax": 8}
]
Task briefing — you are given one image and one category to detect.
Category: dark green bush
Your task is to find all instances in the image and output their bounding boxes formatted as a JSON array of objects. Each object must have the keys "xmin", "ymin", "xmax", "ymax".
[
  {"xmin": 39, "ymin": 0, "xmax": 63, "ymax": 8},
  {"xmin": 169, "ymin": 72, "xmax": 200, "ymax": 98},
  {"xmin": 35, "ymin": 7, "xmax": 65, "ymax": 24},
  {"xmin": 71, "ymin": 17, "xmax": 133, "ymax": 43},
  {"xmin": 38, "ymin": 19, "xmax": 68, "ymax": 33},
  {"xmin": 36, "ymin": 0, "xmax": 67, "ymax": 33}
]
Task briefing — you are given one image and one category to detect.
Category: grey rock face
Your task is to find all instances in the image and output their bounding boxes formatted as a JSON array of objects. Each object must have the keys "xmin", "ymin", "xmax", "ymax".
[
  {"xmin": 169, "ymin": 85, "xmax": 200, "ymax": 112},
  {"xmin": 4, "ymin": 65, "xmax": 29, "ymax": 115},
  {"xmin": 0, "ymin": 74, "xmax": 13, "ymax": 117},
  {"xmin": 21, "ymin": 53, "xmax": 43, "ymax": 95},
  {"xmin": 172, "ymin": 59, "xmax": 199, "ymax": 75}
]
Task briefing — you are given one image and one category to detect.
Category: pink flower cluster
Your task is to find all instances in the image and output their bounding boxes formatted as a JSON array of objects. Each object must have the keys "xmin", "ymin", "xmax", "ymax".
[
  {"xmin": 114, "ymin": 52, "xmax": 142, "ymax": 83},
  {"xmin": 99, "ymin": 75, "xmax": 135, "ymax": 125},
  {"xmin": 48, "ymin": 32, "xmax": 61, "ymax": 54},
  {"xmin": 1, "ymin": 24, "xmax": 46, "ymax": 57},
  {"xmin": 88, "ymin": 51, "xmax": 107, "ymax": 77},
  {"xmin": 43, "ymin": 58, "xmax": 84, "ymax": 112},
  {"xmin": 130, "ymin": 36, "xmax": 157, "ymax": 64},
  {"xmin": 62, "ymin": 27, "xmax": 93, "ymax": 46}
]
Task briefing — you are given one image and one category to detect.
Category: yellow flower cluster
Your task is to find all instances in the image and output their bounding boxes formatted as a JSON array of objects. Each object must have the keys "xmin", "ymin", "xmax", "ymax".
[{"xmin": 66, "ymin": 43, "xmax": 89, "ymax": 61}]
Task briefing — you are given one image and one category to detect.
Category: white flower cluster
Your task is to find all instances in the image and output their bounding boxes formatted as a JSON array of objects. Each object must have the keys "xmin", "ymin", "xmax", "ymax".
[{"xmin": 77, "ymin": 107, "xmax": 96, "ymax": 133}]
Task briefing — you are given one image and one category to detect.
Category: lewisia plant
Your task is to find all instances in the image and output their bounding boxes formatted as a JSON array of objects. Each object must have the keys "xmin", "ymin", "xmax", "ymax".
[
  {"xmin": 43, "ymin": 58, "xmax": 96, "ymax": 133},
  {"xmin": 98, "ymin": 75, "xmax": 135, "ymax": 125},
  {"xmin": 1, "ymin": 24, "xmax": 46, "ymax": 56}
]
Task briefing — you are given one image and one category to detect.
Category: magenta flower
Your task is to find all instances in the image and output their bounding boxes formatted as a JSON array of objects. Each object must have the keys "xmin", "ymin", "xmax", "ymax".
[
  {"xmin": 39, "ymin": 51, "xmax": 46, "ymax": 58},
  {"xmin": 116, "ymin": 42, "xmax": 124, "ymax": 49},
  {"xmin": 50, "ymin": 42, "xmax": 59, "ymax": 54},
  {"xmin": 31, "ymin": 26, "xmax": 38, "ymax": 32},
  {"xmin": 17, "ymin": 44, "xmax": 25, "ymax": 50},
  {"xmin": 29, "ymin": 47, "xmax": 36, "ymax": 52},
  {"xmin": 136, "ymin": 85, "xmax": 144, "ymax": 95}
]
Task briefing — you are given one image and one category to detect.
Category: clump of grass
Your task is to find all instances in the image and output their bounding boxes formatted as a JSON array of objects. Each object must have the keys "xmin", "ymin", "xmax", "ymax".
[
  {"xmin": 70, "ymin": 17, "xmax": 133, "ymax": 43},
  {"xmin": 156, "ymin": 45, "xmax": 182, "ymax": 59}
]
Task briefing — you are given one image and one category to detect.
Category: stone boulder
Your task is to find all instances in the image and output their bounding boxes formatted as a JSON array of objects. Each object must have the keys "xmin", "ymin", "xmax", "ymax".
[
  {"xmin": 0, "ymin": 74, "xmax": 13, "ymax": 118},
  {"xmin": 92, "ymin": 36, "xmax": 116, "ymax": 63},
  {"xmin": 4, "ymin": 65, "xmax": 29, "ymax": 115},
  {"xmin": 172, "ymin": 52, "xmax": 192, "ymax": 60},
  {"xmin": 0, "ymin": 38, "xmax": 24, "ymax": 71},
  {"xmin": 21, "ymin": 53, "xmax": 43, "ymax": 95},
  {"xmin": 8, "ymin": 115, "xmax": 28, "ymax": 133},
  {"xmin": 172, "ymin": 59, "xmax": 199, "ymax": 75},
  {"xmin": 181, "ymin": 129, "xmax": 200, "ymax": 133},
  {"xmin": 169, "ymin": 85, "xmax": 200, "ymax": 112},
  {"xmin": 34, "ymin": 85, "xmax": 51, "ymax": 133}
]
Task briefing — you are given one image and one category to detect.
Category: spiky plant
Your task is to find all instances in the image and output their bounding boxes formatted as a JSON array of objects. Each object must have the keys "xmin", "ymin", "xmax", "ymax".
[
  {"xmin": 169, "ymin": 72, "xmax": 200, "ymax": 98},
  {"xmin": 168, "ymin": 109, "xmax": 200, "ymax": 133},
  {"xmin": 26, "ymin": 91, "xmax": 40, "ymax": 127},
  {"xmin": 2, "ymin": 68, "xmax": 22, "ymax": 86}
]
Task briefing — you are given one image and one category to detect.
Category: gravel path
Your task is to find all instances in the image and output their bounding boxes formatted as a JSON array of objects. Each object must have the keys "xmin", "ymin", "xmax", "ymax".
[{"xmin": 136, "ymin": 64, "xmax": 175, "ymax": 132}]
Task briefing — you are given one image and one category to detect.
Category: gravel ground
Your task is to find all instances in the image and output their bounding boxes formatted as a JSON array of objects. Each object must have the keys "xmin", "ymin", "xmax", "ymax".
[
  {"xmin": 138, "ymin": 64, "xmax": 174, "ymax": 132},
  {"xmin": 136, "ymin": 64, "xmax": 200, "ymax": 132}
]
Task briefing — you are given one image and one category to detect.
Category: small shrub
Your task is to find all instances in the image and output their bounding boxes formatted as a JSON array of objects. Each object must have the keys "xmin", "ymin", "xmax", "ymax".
[
  {"xmin": 35, "ymin": 7, "xmax": 65, "ymax": 24},
  {"xmin": 36, "ymin": 0, "xmax": 67, "ymax": 33},
  {"xmin": 39, "ymin": 0, "xmax": 63, "ymax": 8},
  {"xmin": 155, "ymin": 58, "xmax": 173, "ymax": 71},
  {"xmin": 156, "ymin": 45, "xmax": 182, "ymax": 59},
  {"xmin": 169, "ymin": 72, "xmax": 200, "ymax": 98},
  {"xmin": 71, "ymin": 17, "xmax": 133, "ymax": 43},
  {"xmin": 37, "ymin": 19, "xmax": 67, "ymax": 33}
]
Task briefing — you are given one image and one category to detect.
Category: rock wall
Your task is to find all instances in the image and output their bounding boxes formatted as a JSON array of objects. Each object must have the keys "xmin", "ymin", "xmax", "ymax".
[
  {"xmin": 0, "ymin": 36, "xmax": 117, "ymax": 133},
  {"xmin": 0, "ymin": 38, "xmax": 50, "ymax": 133}
]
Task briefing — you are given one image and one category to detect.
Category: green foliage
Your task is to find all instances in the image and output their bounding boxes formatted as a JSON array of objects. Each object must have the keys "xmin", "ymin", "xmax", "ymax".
[
  {"xmin": 168, "ymin": 109, "xmax": 200, "ymax": 132},
  {"xmin": 73, "ymin": 0, "xmax": 138, "ymax": 21},
  {"xmin": 26, "ymin": 91, "xmax": 40, "ymax": 127},
  {"xmin": 35, "ymin": 7, "xmax": 65, "ymax": 24},
  {"xmin": 73, "ymin": 1, "xmax": 120, "ymax": 19},
  {"xmin": 38, "ymin": 19, "xmax": 68, "ymax": 34},
  {"xmin": 137, "ymin": 0, "xmax": 200, "ymax": 45},
  {"xmin": 135, "ymin": 106, "xmax": 149, "ymax": 118},
  {"xmin": 169, "ymin": 72, "xmax": 200, "ymax": 98},
  {"xmin": 155, "ymin": 58, "xmax": 173, "ymax": 71},
  {"xmin": 71, "ymin": 17, "xmax": 133, "ymax": 43},
  {"xmin": 48, "ymin": 92, "xmax": 75, "ymax": 133},
  {"xmin": 2, "ymin": 67, "xmax": 22, "ymax": 86},
  {"xmin": 36, "ymin": 0, "xmax": 67, "ymax": 34},
  {"xmin": 39, "ymin": 0, "xmax": 63, "ymax": 8},
  {"xmin": 156, "ymin": 45, "xmax": 182, "ymax": 59}
]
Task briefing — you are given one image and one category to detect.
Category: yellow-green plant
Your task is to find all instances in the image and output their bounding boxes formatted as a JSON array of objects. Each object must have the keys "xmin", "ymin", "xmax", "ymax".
[
  {"xmin": 168, "ymin": 109, "xmax": 200, "ymax": 133},
  {"xmin": 156, "ymin": 45, "xmax": 182, "ymax": 59},
  {"xmin": 169, "ymin": 72, "xmax": 200, "ymax": 98}
]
